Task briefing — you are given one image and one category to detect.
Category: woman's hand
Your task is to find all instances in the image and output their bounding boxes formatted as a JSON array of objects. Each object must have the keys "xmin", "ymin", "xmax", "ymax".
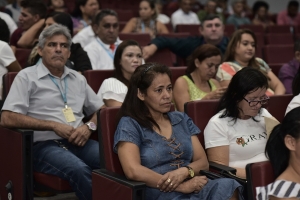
[
  {"xmin": 157, "ymin": 167, "xmax": 188, "ymax": 192},
  {"xmin": 205, "ymin": 87, "xmax": 227, "ymax": 100},
  {"xmin": 182, "ymin": 176, "xmax": 208, "ymax": 194}
]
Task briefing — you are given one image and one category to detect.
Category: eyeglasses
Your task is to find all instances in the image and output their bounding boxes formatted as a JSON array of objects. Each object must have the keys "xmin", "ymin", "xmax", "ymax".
[{"xmin": 243, "ymin": 96, "xmax": 270, "ymax": 107}]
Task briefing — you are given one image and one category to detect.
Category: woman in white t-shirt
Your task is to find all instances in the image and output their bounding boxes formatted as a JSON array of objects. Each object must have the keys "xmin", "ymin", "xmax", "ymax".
[
  {"xmin": 204, "ymin": 67, "xmax": 272, "ymax": 179},
  {"xmin": 97, "ymin": 40, "xmax": 143, "ymax": 108}
]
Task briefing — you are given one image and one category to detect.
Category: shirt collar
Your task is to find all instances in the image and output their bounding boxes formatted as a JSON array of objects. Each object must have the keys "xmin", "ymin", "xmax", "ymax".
[
  {"xmin": 96, "ymin": 36, "xmax": 121, "ymax": 49},
  {"xmin": 37, "ymin": 60, "xmax": 77, "ymax": 79}
]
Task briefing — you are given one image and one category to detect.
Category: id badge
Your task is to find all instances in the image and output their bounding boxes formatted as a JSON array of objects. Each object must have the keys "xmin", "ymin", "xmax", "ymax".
[{"xmin": 62, "ymin": 107, "xmax": 76, "ymax": 122}]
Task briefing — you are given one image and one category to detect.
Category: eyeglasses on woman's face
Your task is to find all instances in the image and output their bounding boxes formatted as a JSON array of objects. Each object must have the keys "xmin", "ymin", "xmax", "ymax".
[{"xmin": 243, "ymin": 96, "xmax": 270, "ymax": 107}]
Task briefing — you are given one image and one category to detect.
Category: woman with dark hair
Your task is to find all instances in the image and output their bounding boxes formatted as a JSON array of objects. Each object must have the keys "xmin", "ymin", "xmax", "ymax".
[
  {"xmin": 217, "ymin": 29, "xmax": 285, "ymax": 95},
  {"xmin": 71, "ymin": 0, "xmax": 99, "ymax": 34},
  {"xmin": 256, "ymin": 107, "xmax": 300, "ymax": 200},
  {"xmin": 48, "ymin": 0, "xmax": 67, "ymax": 13},
  {"xmin": 205, "ymin": 67, "xmax": 273, "ymax": 179},
  {"xmin": 121, "ymin": 0, "xmax": 169, "ymax": 38},
  {"xmin": 114, "ymin": 63, "xmax": 243, "ymax": 200},
  {"xmin": 251, "ymin": 1, "xmax": 274, "ymax": 28},
  {"xmin": 18, "ymin": 12, "xmax": 92, "ymax": 73},
  {"xmin": 173, "ymin": 44, "xmax": 226, "ymax": 112},
  {"xmin": 97, "ymin": 40, "xmax": 143, "ymax": 108}
]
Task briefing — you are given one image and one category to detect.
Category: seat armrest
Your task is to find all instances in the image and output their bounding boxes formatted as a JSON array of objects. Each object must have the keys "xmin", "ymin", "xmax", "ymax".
[
  {"xmin": 92, "ymin": 169, "xmax": 146, "ymax": 200},
  {"xmin": 93, "ymin": 169, "xmax": 146, "ymax": 189},
  {"xmin": 209, "ymin": 161, "xmax": 237, "ymax": 174}
]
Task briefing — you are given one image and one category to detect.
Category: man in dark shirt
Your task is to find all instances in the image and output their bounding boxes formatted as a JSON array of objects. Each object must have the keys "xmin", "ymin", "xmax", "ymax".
[
  {"xmin": 10, "ymin": 0, "xmax": 47, "ymax": 48},
  {"xmin": 143, "ymin": 15, "xmax": 229, "ymax": 60}
]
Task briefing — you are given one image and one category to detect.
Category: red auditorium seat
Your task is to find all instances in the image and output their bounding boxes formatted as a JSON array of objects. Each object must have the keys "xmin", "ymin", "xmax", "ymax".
[
  {"xmin": 115, "ymin": 9, "xmax": 135, "ymax": 22},
  {"xmin": 224, "ymin": 24, "xmax": 235, "ymax": 37},
  {"xmin": 265, "ymin": 34, "xmax": 294, "ymax": 45},
  {"xmin": 169, "ymin": 66, "xmax": 186, "ymax": 86},
  {"xmin": 176, "ymin": 24, "xmax": 200, "ymax": 36},
  {"xmin": 267, "ymin": 94, "xmax": 293, "ymax": 122},
  {"xmin": 119, "ymin": 33, "xmax": 151, "ymax": 46},
  {"xmin": 15, "ymin": 48, "xmax": 31, "ymax": 68},
  {"xmin": 2, "ymin": 72, "xmax": 18, "ymax": 99},
  {"xmin": 267, "ymin": 25, "xmax": 293, "ymax": 34},
  {"xmin": 147, "ymin": 48, "xmax": 174, "ymax": 66},
  {"xmin": 263, "ymin": 45, "xmax": 294, "ymax": 64},
  {"xmin": 83, "ymin": 70, "xmax": 114, "ymax": 93},
  {"xmin": 92, "ymin": 107, "xmax": 146, "ymax": 200},
  {"xmin": 246, "ymin": 161, "xmax": 275, "ymax": 200},
  {"xmin": 239, "ymin": 24, "xmax": 264, "ymax": 34},
  {"xmin": 184, "ymin": 99, "xmax": 219, "ymax": 147},
  {"xmin": 255, "ymin": 33, "xmax": 264, "ymax": 58},
  {"xmin": 268, "ymin": 63, "xmax": 283, "ymax": 77}
]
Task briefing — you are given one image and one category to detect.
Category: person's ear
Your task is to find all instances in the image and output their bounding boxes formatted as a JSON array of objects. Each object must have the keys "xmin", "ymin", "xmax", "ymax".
[
  {"xmin": 137, "ymin": 88, "xmax": 145, "ymax": 101},
  {"xmin": 285, "ymin": 134, "xmax": 296, "ymax": 151},
  {"xmin": 33, "ymin": 14, "xmax": 40, "ymax": 23},
  {"xmin": 92, "ymin": 24, "xmax": 99, "ymax": 35},
  {"xmin": 194, "ymin": 59, "xmax": 200, "ymax": 68},
  {"xmin": 37, "ymin": 46, "xmax": 43, "ymax": 57},
  {"xmin": 295, "ymin": 51, "xmax": 300, "ymax": 62}
]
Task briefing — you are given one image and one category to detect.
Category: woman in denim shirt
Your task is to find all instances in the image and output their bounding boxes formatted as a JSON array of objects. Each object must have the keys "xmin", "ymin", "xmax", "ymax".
[{"xmin": 113, "ymin": 63, "xmax": 243, "ymax": 200}]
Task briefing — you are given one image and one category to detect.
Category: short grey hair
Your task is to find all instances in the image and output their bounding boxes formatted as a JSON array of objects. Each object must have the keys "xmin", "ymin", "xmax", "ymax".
[{"xmin": 38, "ymin": 24, "xmax": 72, "ymax": 50}]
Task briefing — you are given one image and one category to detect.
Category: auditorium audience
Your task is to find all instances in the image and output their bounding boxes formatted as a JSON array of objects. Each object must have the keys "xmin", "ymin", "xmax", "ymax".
[
  {"xmin": 279, "ymin": 39, "xmax": 300, "ymax": 94},
  {"xmin": 84, "ymin": 9, "xmax": 122, "ymax": 70},
  {"xmin": 97, "ymin": 40, "xmax": 143, "ymax": 108},
  {"xmin": 0, "ymin": 18, "xmax": 22, "ymax": 99},
  {"xmin": 205, "ymin": 67, "xmax": 273, "ymax": 179},
  {"xmin": 277, "ymin": 0, "xmax": 300, "ymax": 26},
  {"xmin": 143, "ymin": 15, "xmax": 229, "ymax": 61},
  {"xmin": 71, "ymin": 0, "xmax": 100, "ymax": 34},
  {"xmin": 121, "ymin": 0, "xmax": 169, "ymax": 39},
  {"xmin": 10, "ymin": 0, "xmax": 47, "ymax": 48},
  {"xmin": 48, "ymin": 0, "xmax": 67, "ymax": 13},
  {"xmin": 197, "ymin": 0, "xmax": 224, "ymax": 23},
  {"xmin": 256, "ymin": 107, "xmax": 300, "ymax": 200},
  {"xmin": 217, "ymin": 29, "xmax": 285, "ymax": 95},
  {"xmin": 251, "ymin": 1, "xmax": 274, "ymax": 29},
  {"xmin": 155, "ymin": 0, "xmax": 170, "ymax": 24},
  {"xmin": 114, "ymin": 63, "xmax": 243, "ymax": 200},
  {"xmin": 173, "ymin": 44, "xmax": 226, "ymax": 112},
  {"xmin": 171, "ymin": 0, "xmax": 200, "ymax": 29},
  {"xmin": 22, "ymin": 12, "xmax": 92, "ymax": 73},
  {"xmin": 226, "ymin": 0, "xmax": 251, "ymax": 29}
]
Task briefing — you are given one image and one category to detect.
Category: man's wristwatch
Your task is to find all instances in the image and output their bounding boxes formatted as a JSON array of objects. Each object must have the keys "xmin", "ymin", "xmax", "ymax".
[
  {"xmin": 184, "ymin": 165, "xmax": 195, "ymax": 179},
  {"xmin": 85, "ymin": 122, "xmax": 97, "ymax": 132}
]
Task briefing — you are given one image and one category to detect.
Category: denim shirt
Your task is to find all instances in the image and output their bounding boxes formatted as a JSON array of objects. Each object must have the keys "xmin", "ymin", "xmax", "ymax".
[{"xmin": 114, "ymin": 111, "xmax": 200, "ymax": 199}]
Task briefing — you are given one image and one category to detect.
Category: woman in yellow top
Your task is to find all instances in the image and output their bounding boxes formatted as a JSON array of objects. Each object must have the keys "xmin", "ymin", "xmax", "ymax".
[
  {"xmin": 173, "ymin": 44, "xmax": 227, "ymax": 112},
  {"xmin": 121, "ymin": 0, "xmax": 169, "ymax": 39}
]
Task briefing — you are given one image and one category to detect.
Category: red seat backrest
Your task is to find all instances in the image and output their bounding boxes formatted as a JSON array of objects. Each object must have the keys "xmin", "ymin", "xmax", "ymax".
[
  {"xmin": 169, "ymin": 66, "xmax": 187, "ymax": 86},
  {"xmin": 224, "ymin": 24, "xmax": 235, "ymax": 38},
  {"xmin": 147, "ymin": 48, "xmax": 174, "ymax": 66},
  {"xmin": 15, "ymin": 48, "xmax": 31, "ymax": 69},
  {"xmin": 246, "ymin": 161, "xmax": 275, "ymax": 200},
  {"xmin": 83, "ymin": 70, "xmax": 115, "ymax": 93},
  {"xmin": 100, "ymin": 107, "xmax": 124, "ymax": 175},
  {"xmin": 176, "ymin": 24, "xmax": 200, "ymax": 36},
  {"xmin": 184, "ymin": 100, "xmax": 219, "ymax": 147},
  {"xmin": 115, "ymin": 9, "xmax": 135, "ymax": 22},
  {"xmin": 267, "ymin": 94, "xmax": 293, "ymax": 122},
  {"xmin": 265, "ymin": 34, "xmax": 294, "ymax": 45},
  {"xmin": 267, "ymin": 25, "xmax": 293, "ymax": 34},
  {"xmin": 268, "ymin": 63, "xmax": 283, "ymax": 77},
  {"xmin": 239, "ymin": 25, "xmax": 264, "ymax": 34},
  {"xmin": 263, "ymin": 45, "xmax": 294, "ymax": 64},
  {"xmin": 2, "ymin": 72, "xmax": 18, "ymax": 100},
  {"xmin": 119, "ymin": 33, "xmax": 151, "ymax": 46}
]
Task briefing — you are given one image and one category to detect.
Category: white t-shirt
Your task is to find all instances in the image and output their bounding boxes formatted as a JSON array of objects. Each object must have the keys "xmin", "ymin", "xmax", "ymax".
[
  {"xmin": 157, "ymin": 14, "xmax": 170, "ymax": 24},
  {"xmin": 285, "ymin": 94, "xmax": 300, "ymax": 115},
  {"xmin": 204, "ymin": 108, "xmax": 272, "ymax": 168},
  {"xmin": 72, "ymin": 25, "xmax": 95, "ymax": 48},
  {"xmin": 0, "ymin": 40, "xmax": 16, "ymax": 99},
  {"xmin": 171, "ymin": 9, "xmax": 200, "ymax": 29},
  {"xmin": 84, "ymin": 37, "xmax": 122, "ymax": 70},
  {"xmin": 0, "ymin": 11, "xmax": 17, "ymax": 35},
  {"xmin": 97, "ymin": 77, "xmax": 127, "ymax": 108}
]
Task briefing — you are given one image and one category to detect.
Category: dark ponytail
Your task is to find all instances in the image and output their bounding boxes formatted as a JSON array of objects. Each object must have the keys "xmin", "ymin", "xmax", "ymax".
[{"xmin": 265, "ymin": 107, "xmax": 300, "ymax": 177}]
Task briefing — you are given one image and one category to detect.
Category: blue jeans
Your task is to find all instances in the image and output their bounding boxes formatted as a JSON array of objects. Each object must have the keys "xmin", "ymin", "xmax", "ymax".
[{"xmin": 33, "ymin": 139, "xmax": 100, "ymax": 200}]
